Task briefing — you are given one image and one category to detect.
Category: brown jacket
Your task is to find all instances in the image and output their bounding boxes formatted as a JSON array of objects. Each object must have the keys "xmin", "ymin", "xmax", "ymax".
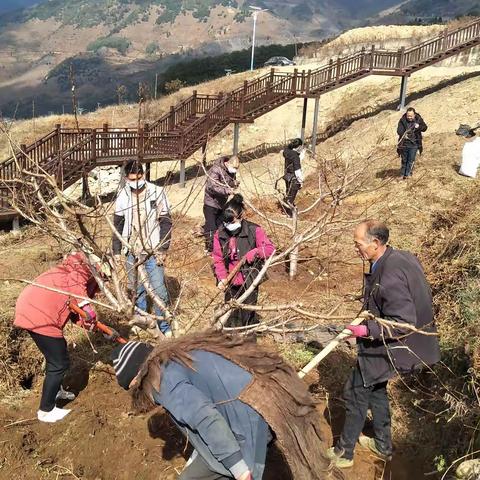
[{"xmin": 204, "ymin": 157, "xmax": 237, "ymax": 210}]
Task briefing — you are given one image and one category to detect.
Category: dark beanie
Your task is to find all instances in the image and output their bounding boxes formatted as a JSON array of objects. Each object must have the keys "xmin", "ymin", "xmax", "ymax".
[{"xmin": 111, "ymin": 341, "xmax": 153, "ymax": 390}]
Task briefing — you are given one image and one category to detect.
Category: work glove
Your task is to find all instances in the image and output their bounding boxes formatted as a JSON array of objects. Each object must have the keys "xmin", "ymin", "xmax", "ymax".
[
  {"xmin": 155, "ymin": 251, "xmax": 167, "ymax": 266},
  {"xmin": 217, "ymin": 279, "xmax": 227, "ymax": 291},
  {"xmin": 245, "ymin": 249, "xmax": 258, "ymax": 264},
  {"xmin": 237, "ymin": 472, "xmax": 252, "ymax": 480},
  {"xmin": 345, "ymin": 324, "xmax": 369, "ymax": 338},
  {"xmin": 79, "ymin": 305, "xmax": 97, "ymax": 331}
]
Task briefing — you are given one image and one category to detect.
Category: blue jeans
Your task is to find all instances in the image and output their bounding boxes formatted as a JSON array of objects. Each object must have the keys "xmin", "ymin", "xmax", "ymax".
[
  {"xmin": 127, "ymin": 254, "xmax": 170, "ymax": 333},
  {"xmin": 400, "ymin": 147, "xmax": 418, "ymax": 177}
]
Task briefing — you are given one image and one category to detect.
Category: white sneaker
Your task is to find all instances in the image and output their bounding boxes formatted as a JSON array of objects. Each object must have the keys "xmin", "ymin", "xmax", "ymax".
[
  {"xmin": 37, "ymin": 407, "xmax": 71, "ymax": 423},
  {"xmin": 56, "ymin": 387, "xmax": 76, "ymax": 401}
]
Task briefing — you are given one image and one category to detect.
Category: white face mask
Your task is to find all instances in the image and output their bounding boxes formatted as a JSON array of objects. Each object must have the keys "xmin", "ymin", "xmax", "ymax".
[
  {"xmin": 127, "ymin": 179, "xmax": 145, "ymax": 190},
  {"xmin": 227, "ymin": 166, "xmax": 237, "ymax": 174},
  {"xmin": 225, "ymin": 222, "xmax": 241, "ymax": 232}
]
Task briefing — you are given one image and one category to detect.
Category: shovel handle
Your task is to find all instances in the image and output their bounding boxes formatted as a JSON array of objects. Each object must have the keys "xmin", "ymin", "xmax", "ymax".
[
  {"xmin": 67, "ymin": 299, "xmax": 127, "ymax": 344},
  {"xmin": 298, "ymin": 316, "xmax": 365, "ymax": 379}
]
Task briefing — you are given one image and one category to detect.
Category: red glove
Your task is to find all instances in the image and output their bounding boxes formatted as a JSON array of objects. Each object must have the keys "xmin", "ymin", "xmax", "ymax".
[
  {"xmin": 245, "ymin": 249, "xmax": 258, "ymax": 264},
  {"xmin": 79, "ymin": 304, "xmax": 97, "ymax": 331},
  {"xmin": 346, "ymin": 324, "xmax": 369, "ymax": 337}
]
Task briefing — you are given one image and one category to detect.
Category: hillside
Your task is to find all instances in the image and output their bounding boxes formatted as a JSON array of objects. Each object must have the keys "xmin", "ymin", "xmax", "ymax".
[
  {"xmin": 0, "ymin": 55, "xmax": 480, "ymax": 479},
  {"xmin": 372, "ymin": 0, "xmax": 480, "ymax": 24},
  {"xmin": 1, "ymin": 1, "xmax": 479, "ymax": 121}
]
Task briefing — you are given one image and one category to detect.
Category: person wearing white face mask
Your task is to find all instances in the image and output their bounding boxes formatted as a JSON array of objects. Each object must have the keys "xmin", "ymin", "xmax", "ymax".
[
  {"xmin": 282, "ymin": 138, "xmax": 304, "ymax": 217},
  {"xmin": 203, "ymin": 155, "xmax": 240, "ymax": 253},
  {"xmin": 112, "ymin": 160, "xmax": 173, "ymax": 337},
  {"xmin": 212, "ymin": 194, "xmax": 275, "ymax": 327}
]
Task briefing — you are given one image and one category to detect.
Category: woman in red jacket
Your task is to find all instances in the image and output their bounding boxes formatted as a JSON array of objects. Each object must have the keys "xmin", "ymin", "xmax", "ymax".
[
  {"xmin": 14, "ymin": 252, "xmax": 99, "ymax": 423},
  {"xmin": 212, "ymin": 194, "xmax": 275, "ymax": 327}
]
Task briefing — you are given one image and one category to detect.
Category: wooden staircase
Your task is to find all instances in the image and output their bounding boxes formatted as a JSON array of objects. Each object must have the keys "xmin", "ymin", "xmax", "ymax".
[{"xmin": 1, "ymin": 18, "xmax": 479, "ymax": 220}]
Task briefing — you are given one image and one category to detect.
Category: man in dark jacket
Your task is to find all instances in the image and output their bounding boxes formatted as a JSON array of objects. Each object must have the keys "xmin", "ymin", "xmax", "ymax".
[
  {"xmin": 282, "ymin": 138, "xmax": 304, "ymax": 216},
  {"xmin": 328, "ymin": 219, "xmax": 440, "ymax": 468},
  {"xmin": 203, "ymin": 155, "xmax": 239, "ymax": 253},
  {"xmin": 397, "ymin": 107, "xmax": 427, "ymax": 179}
]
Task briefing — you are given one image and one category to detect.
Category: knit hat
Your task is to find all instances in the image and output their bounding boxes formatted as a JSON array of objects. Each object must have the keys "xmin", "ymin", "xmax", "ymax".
[{"xmin": 111, "ymin": 341, "xmax": 153, "ymax": 390}]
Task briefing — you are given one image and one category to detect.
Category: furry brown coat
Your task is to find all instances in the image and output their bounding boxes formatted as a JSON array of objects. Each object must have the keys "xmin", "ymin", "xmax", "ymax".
[{"xmin": 131, "ymin": 331, "xmax": 342, "ymax": 480}]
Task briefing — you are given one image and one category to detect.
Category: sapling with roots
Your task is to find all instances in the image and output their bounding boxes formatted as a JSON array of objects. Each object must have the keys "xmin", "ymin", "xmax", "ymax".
[{"xmin": 0, "ymin": 118, "xmax": 389, "ymax": 340}]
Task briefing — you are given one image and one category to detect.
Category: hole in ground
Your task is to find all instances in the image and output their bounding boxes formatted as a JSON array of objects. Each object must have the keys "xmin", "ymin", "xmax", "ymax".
[{"xmin": 20, "ymin": 374, "xmax": 35, "ymax": 390}]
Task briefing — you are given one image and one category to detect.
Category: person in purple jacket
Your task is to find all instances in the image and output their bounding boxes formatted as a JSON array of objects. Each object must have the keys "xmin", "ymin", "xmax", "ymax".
[
  {"xmin": 212, "ymin": 194, "xmax": 275, "ymax": 327},
  {"xmin": 203, "ymin": 155, "xmax": 240, "ymax": 253}
]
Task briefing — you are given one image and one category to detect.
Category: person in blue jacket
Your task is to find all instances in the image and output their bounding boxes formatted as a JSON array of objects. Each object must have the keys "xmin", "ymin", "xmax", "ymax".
[
  {"xmin": 111, "ymin": 333, "xmax": 334, "ymax": 480},
  {"xmin": 112, "ymin": 341, "xmax": 268, "ymax": 480}
]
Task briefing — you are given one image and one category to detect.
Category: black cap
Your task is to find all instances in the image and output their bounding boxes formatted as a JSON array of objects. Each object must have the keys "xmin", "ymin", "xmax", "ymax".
[{"xmin": 111, "ymin": 341, "xmax": 153, "ymax": 390}]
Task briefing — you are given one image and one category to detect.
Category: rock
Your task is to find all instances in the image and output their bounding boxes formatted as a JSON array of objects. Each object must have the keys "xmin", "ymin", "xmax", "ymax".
[{"xmin": 456, "ymin": 459, "xmax": 480, "ymax": 479}]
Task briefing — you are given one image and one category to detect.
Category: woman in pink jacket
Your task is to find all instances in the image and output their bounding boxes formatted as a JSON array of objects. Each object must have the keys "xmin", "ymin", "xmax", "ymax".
[
  {"xmin": 212, "ymin": 194, "xmax": 275, "ymax": 327},
  {"xmin": 14, "ymin": 252, "xmax": 99, "ymax": 423}
]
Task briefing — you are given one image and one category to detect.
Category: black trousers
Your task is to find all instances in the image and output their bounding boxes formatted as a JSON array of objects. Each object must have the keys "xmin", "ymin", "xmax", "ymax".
[
  {"xmin": 180, "ymin": 455, "xmax": 230, "ymax": 480},
  {"xmin": 224, "ymin": 285, "xmax": 259, "ymax": 328},
  {"xmin": 336, "ymin": 364, "xmax": 392, "ymax": 460},
  {"xmin": 284, "ymin": 176, "xmax": 301, "ymax": 216},
  {"xmin": 203, "ymin": 205, "xmax": 223, "ymax": 252},
  {"xmin": 29, "ymin": 331, "xmax": 70, "ymax": 412}
]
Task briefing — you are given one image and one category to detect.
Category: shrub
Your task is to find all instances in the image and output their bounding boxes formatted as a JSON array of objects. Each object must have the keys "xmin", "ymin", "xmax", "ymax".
[{"xmin": 86, "ymin": 36, "xmax": 131, "ymax": 55}]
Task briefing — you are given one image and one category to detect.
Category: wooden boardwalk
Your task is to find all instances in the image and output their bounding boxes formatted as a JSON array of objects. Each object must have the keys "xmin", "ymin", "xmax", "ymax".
[{"xmin": 1, "ymin": 18, "xmax": 479, "ymax": 220}]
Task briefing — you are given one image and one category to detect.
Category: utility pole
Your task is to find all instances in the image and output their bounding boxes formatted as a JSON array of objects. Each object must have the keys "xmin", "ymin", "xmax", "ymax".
[
  {"xmin": 249, "ymin": 6, "xmax": 268, "ymax": 71},
  {"xmin": 155, "ymin": 73, "xmax": 158, "ymax": 100}
]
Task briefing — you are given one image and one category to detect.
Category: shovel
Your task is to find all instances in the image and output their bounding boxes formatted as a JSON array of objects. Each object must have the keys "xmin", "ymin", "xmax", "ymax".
[{"xmin": 298, "ymin": 314, "xmax": 371, "ymax": 379}]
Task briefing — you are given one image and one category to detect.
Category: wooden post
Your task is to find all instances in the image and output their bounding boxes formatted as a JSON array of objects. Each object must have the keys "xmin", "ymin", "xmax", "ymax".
[
  {"xmin": 360, "ymin": 47, "xmax": 366, "ymax": 69},
  {"xmin": 369, "ymin": 45, "xmax": 375, "ymax": 70},
  {"xmin": 398, "ymin": 46, "xmax": 405, "ymax": 71},
  {"xmin": 168, "ymin": 106, "xmax": 175, "ymax": 131},
  {"xmin": 192, "ymin": 90, "xmax": 198, "ymax": 115},
  {"xmin": 306, "ymin": 69, "xmax": 311, "ymax": 95},
  {"xmin": 102, "ymin": 123, "xmax": 109, "ymax": 154},
  {"xmin": 54, "ymin": 123, "xmax": 61, "ymax": 155},
  {"xmin": 442, "ymin": 28, "xmax": 449, "ymax": 51},
  {"xmin": 336, "ymin": 58, "xmax": 341, "ymax": 83},
  {"xmin": 19, "ymin": 143, "xmax": 27, "ymax": 171},
  {"xmin": 91, "ymin": 129, "xmax": 97, "ymax": 164},
  {"xmin": 327, "ymin": 59, "xmax": 333, "ymax": 83},
  {"xmin": 300, "ymin": 98, "xmax": 308, "ymax": 143},
  {"xmin": 268, "ymin": 68, "xmax": 275, "ymax": 100},
  {"xmin": 240, "ymin": 80, "xmax": 248, "ymax": 117},
  {"xmin": 292, "ymin": 68, "xmax": 298, "ymax": 92}
]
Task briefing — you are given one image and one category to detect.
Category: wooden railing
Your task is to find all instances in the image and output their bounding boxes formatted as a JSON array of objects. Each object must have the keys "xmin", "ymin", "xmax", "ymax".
[{"xmin": 1, "ymin": 17, "xmax": 479, "ymax": 217}]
